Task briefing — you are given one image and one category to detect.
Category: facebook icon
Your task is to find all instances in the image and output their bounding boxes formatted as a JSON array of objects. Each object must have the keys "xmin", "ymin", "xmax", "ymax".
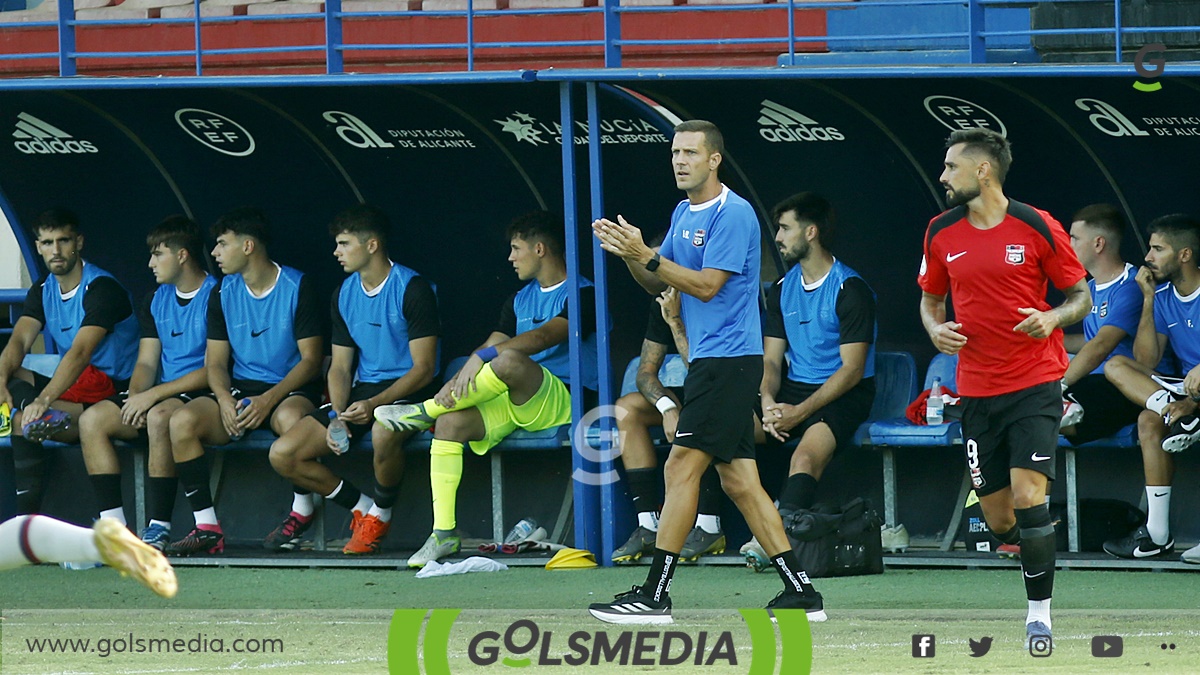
[{"xmin": 912, "ymin": 634, "xmax": 936, "ymax": 658}]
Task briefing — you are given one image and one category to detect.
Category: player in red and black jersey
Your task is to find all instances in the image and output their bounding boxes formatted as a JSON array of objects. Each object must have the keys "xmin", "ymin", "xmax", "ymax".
[{"xmin": 918, "ymin": 128, "xmax": 1090, "ymax": 650}]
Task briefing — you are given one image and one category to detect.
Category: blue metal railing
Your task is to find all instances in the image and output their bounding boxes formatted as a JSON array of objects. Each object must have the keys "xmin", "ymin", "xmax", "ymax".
[{"xmin": 0, "ymin": 0, "xmax": 1195, "ymax": 76}]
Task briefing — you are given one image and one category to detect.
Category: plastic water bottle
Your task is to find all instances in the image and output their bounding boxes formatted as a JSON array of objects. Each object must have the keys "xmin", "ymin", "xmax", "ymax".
[
  {"xmin": 229, "ymin": 397, "xmax": 251, "ymax": 441},
  {"xmin": 926, "ymin": 377, "xmax": 944, "ymax": 425},
  {"xmin": 328, "ymin": 410, "xmax": 350, "ymax": 455},
  {"xmin": 504, "ymin": 518, "xmax": 537, "ymax": 544}
]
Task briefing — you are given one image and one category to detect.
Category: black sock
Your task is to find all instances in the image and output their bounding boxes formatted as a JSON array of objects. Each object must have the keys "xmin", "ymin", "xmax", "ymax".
[
  {"xmin": 89, "ymin": 473, "xmax": 123, "ymax": 513},
  {"xmin": 146, "ymin": 477, "xmax": 178, "ymax": 523},
  {"xmin": 994, "ymin": 524, "xmax": 1021, "ymax": 545},
  {"xmin": 375, "ymin": 481, "xmax": 401, "ymax": 510},
  {"xmin": 1016, "ymin": 504, "xmax": 1055, "ymax": 601},
  {"xmin": 697, "ymin": 467, "xmax": 721, "ymax": 518},
  {"xmin": 778, "ymin": 473, "xmax": 819, "ymax": 513},
  {"xmin": 772, "ymin": 549, "xmax": 817, "ymax": 595},
  {"xmin": 626, "ymin": 467, "xmax": 661, "ymax": 518},
  {"xmin": 641, "ymin": 548, "xmax": 679, "ymax": 602},
  {"xmin": 175, "ymin": 456, "xmax": 214, "ymax": 511},
  {"xmin": 329, "ymin": 481, "xmax": 362, "ymax": 511},
  {"xmin": 12, "ymin": 436, "xmax": 53, "ymax": 515},
  {"xmin": 8, "ymin": 379, "xmax": 39, "ymax": 410}
]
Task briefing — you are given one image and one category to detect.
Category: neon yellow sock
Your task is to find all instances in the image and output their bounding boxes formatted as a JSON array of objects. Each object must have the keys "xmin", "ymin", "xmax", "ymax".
[
  {"xmin": 430, "ymin": 439, "xmax": 464, "ymax": 532},
  {"xmin": 424, "ymin": 363, "xmax": 509, "ymax": 417}
]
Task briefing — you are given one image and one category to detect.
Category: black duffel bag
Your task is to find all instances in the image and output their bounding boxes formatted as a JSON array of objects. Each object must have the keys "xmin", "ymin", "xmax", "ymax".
[{"xmin": 783, "ymin": 497, "xmax": 884, "ymax": 578}]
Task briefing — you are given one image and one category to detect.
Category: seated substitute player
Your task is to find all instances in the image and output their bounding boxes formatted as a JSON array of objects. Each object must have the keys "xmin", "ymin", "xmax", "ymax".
[
  {"xmin": 375, "ymin": 210, "xmax": 597, "ymax": 569},
  {"xmin": 741, "ymin": 192, "xmax": 877, "ymax": 567},
  {"xmin": 268, "ymin": 205, "xmax": 440, "ymax": 554},
  {"xmin": 0, "ymin": 515, "xmax": 177, "ymax": 598},
  {"xmin": 1059, "ymin": 204, "xmax": 1145, "ymax": 444},
  {"xmin": 165, "ymin": 207, "xmax": 324, "ymax": 556},
  {"xmin": 611, "ymin": 286, "xmax": 728, "ymax": 564},
  {"xmin": 1102, "ymin": 214, "xmax": 1200, "ymax": 563},
  {"xmin": 0, "ymin": 208, "xmax": 138, "ymax": 515},
  {"xmin": 78, "ymin": 216, "xmax": 217, "ymax": 550}
]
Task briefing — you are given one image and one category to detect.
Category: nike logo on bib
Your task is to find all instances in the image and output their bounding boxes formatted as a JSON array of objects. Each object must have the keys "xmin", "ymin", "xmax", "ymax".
[
  {"xmin": 251, "ymin": 328, "xmax": 269, "ymax": 338},
  {"xmin": 171, "ymin": 330, "xmax": 184, "ymax": 337}
]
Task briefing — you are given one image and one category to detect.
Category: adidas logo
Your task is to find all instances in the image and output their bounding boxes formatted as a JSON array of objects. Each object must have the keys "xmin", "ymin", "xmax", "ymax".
[
  {"xmin": 757, "ymin": 100, "xmax": 844, "ymax": 143},
  {"xmin": 12, "ymin": 113, "xmax": 98, "ymax": 155}
]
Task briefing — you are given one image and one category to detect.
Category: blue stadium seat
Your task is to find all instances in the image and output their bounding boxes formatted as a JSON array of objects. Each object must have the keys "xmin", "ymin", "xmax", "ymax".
[{"xmin": 851, "ymin": 350, "xmax": 920, "ymax": 447}]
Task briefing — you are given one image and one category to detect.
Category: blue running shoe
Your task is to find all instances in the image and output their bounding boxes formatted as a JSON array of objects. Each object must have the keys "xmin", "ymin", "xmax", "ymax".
[{"xmin": 140, "ymin": 523, "xmax": 171, "ymax": 552}]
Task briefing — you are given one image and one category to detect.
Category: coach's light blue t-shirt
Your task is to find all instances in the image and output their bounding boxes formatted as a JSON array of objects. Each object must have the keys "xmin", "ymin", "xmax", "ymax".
[{"xmin": 659, "ymin": 185, "xmax": 763, "ymax": 360}]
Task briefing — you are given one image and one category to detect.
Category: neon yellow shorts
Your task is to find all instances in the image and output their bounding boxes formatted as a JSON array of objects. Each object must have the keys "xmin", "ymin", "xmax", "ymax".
[{"xmin": 469, "ymin": 367, "xmax": 571, "ymax": 455}]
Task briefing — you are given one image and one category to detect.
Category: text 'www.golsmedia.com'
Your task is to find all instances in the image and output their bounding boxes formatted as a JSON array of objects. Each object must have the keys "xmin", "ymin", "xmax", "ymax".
[{"xmin": 24, "ymin": 633, "xmax": 284, "ymax": 658}]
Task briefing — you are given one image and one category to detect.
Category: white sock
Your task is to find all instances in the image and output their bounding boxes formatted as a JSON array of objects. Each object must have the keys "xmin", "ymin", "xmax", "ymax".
[
  {"xmin": 1147, "ymin": 389, "xmax": 1173, "ymax": 416},
  {"xmin": 352, "ymin": 494, "xmax": 373, "ymax": 515},
  {"xmin": 148, "ymin": 519, "xmax": 171, "ymax": 531},
  {"xmin": 0, "ymin": 516, "xmax": 100, "ymax": 570},
  {"xmin": 193, "ymin": 507, "xmax": 219, "ymax": 527},
  {"xmin": 696, "ymin": 514, "xmax": 721, "ymax": 534},
  {"xmin": 1027, "ymin": 599, "xmax": 1052, "ymax": 628},
  {"xmin": 292, "ymin": 491, "xmax": 314, "ymax": 518},
  {"xmin": 1146, "ymin": 486, "xmax": 1172, "ymax": 544},
  {"xmin": 99, "ymin": 507, "xmax": 126, "ymax": 526},
  {"xmin": 367, "ymin": 504, "xmax": 392, "ymax": 523},
  {"xmin": 637, "ymin": 511, "xmax": 659, "ymax": 531}
]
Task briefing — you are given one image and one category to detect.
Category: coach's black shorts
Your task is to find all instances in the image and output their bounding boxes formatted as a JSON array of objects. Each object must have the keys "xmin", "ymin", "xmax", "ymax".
[
  {"xmin": 758, "ymin": 377, "xmax": 876, "ymax": 450},
  {"xmin": 962, "ymin": 380, "xmax": 1060, "ymax": 496},
  {"xmin": 1064, "ymin": 373, "xmax": 1143, "ymax": 445},
  {"xmin": 675, "ymin": 355, "xmax": 762, "ymax": 463},
  {"xmin": 306, "ymin": 379, "xmax": 441, "ymax": 439},
  {"xmin": 208, "ymin": 379, "xmax": 322, "ymax": 432}
]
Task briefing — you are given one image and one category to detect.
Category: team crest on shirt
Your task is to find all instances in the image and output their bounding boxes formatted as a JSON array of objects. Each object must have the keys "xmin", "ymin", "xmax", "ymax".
[
  {"xmin": 692, "ymin": 229, "xmax": 706, "ymax": 246},
  {"xmin": 1099, "ymin": 301, "xmax": 1109, "ymax": 318},
  {"xmin": 1005, "ymin": 244, "xmax": 1025, "ymax": 265}
]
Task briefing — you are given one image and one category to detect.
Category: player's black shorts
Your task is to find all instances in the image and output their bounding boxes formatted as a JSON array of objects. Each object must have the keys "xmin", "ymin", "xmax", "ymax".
[
  {"xmin": 961, "ymin": 380, "xmax": 1060, "ymax": 496},
  {"xmin": 207, "ymin": 379, "xmax": 323, "ymax": 432},
  {"xmin": 675, "ymin": 355, "xmax": 762, "ymax": 464},
  {"xmin": 104, "ymin": 389, "xmax": 212, "ymax": 409},
  {"xmin": 757, "ymin": 377, "xmax": 876, "ymax": 450},
  {"xmin": 1064, "ymin": 373, "xmax": 1143, "ymax": 445},
  {"xmin": 306, "ymin": 379, "xmax": 441, "ymax": 440}
]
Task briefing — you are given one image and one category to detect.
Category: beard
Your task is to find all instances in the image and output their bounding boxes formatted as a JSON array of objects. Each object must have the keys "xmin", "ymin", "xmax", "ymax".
[
  {"xmin": 945, "ymin": 182, "xmax": 981, "ymax": 208},
  {"xmin": 780, "ymin": 239, "xmax": 810, "ymax": 265}
]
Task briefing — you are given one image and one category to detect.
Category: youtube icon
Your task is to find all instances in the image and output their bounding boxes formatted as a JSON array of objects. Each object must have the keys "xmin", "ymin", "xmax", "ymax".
[{"xmin": 1092, "ymin": 636, "xmax": 1124, "ymax": 658}]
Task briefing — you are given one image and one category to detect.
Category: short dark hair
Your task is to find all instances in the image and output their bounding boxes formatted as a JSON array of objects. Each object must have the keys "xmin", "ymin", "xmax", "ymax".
[
  {"xmin": 147, "ymin": 215, "xmax": 206, "ymax": 268},
  {"xmin": 1147, "ymin": 213, "xmax": 1200, "ymax": 259},
  {"xmin": 211, "ymin": 206, "xmax": 271, "ymax": 247},
  {"xmin": 32, "ymin": 208, "xmax": 80, "ymax": 238},
  {"xmin": 506, "ymin": 210, "xmax": 565, "ymax": 259},
  {"xmin": 946, "ymin": 128, "xmax": 1012, "ymax": 185},
  {"xmin": 1072, "ymin": 203, "xmax": 1126, "ymax": 247},
  {"xmin": 674, "ymin": 119, "xmax": 725, "ymax": 158},
  {"xmin": 771, "ymin": 192, "xmax": 837, "ymax": 247},
  {"xmin": 329, "ymin": 204, "xmax": 390, "ymax": 253}
]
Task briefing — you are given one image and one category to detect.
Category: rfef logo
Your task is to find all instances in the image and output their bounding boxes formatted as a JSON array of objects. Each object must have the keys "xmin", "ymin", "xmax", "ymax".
[
  {"xmin": 923, "ymin": 96, "xmax": 1007, "ymax": 136},
  {"xmin": 174, "ymin": 109, "xmax": 255, "ymax": 157},
  {"xmin": 388, "ymin": 608, "xmax": 812, "ymax": 673},
  {"xmin": 12, "ymin": 113, "xmax": 98, "ymax": 155}
]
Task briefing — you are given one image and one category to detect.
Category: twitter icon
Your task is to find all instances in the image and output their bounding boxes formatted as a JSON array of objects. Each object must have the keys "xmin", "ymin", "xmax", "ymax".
[{"xmin": 969, "ymin": 637, "xmax": 993, "ymax": 657}]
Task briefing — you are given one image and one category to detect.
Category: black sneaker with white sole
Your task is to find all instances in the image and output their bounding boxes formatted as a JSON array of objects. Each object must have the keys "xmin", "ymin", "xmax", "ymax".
[
  {"xmin": 1162, "ymin": 414, "xmax": 1200, "ymax": 453},
  {"xmin": 588, "ymin": 586, "xmax": 672, "ymax": 625},
  {"xmin": 766, "ymin": 590, "xmax": 827, "ymax": 622},
  {"xmin": 1102, "ymin": 525, "xmax": 1174, "ymax": 559}
]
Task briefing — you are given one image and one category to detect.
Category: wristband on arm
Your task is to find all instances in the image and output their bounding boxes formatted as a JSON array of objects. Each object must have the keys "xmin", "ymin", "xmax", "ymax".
[
  {"xmin": 655, "ymin": 396, "xmax": 678, "ymax": 414},
  {"xmin": 476, "ymin": 346, "xmax": 499, "ymax": 362}
]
